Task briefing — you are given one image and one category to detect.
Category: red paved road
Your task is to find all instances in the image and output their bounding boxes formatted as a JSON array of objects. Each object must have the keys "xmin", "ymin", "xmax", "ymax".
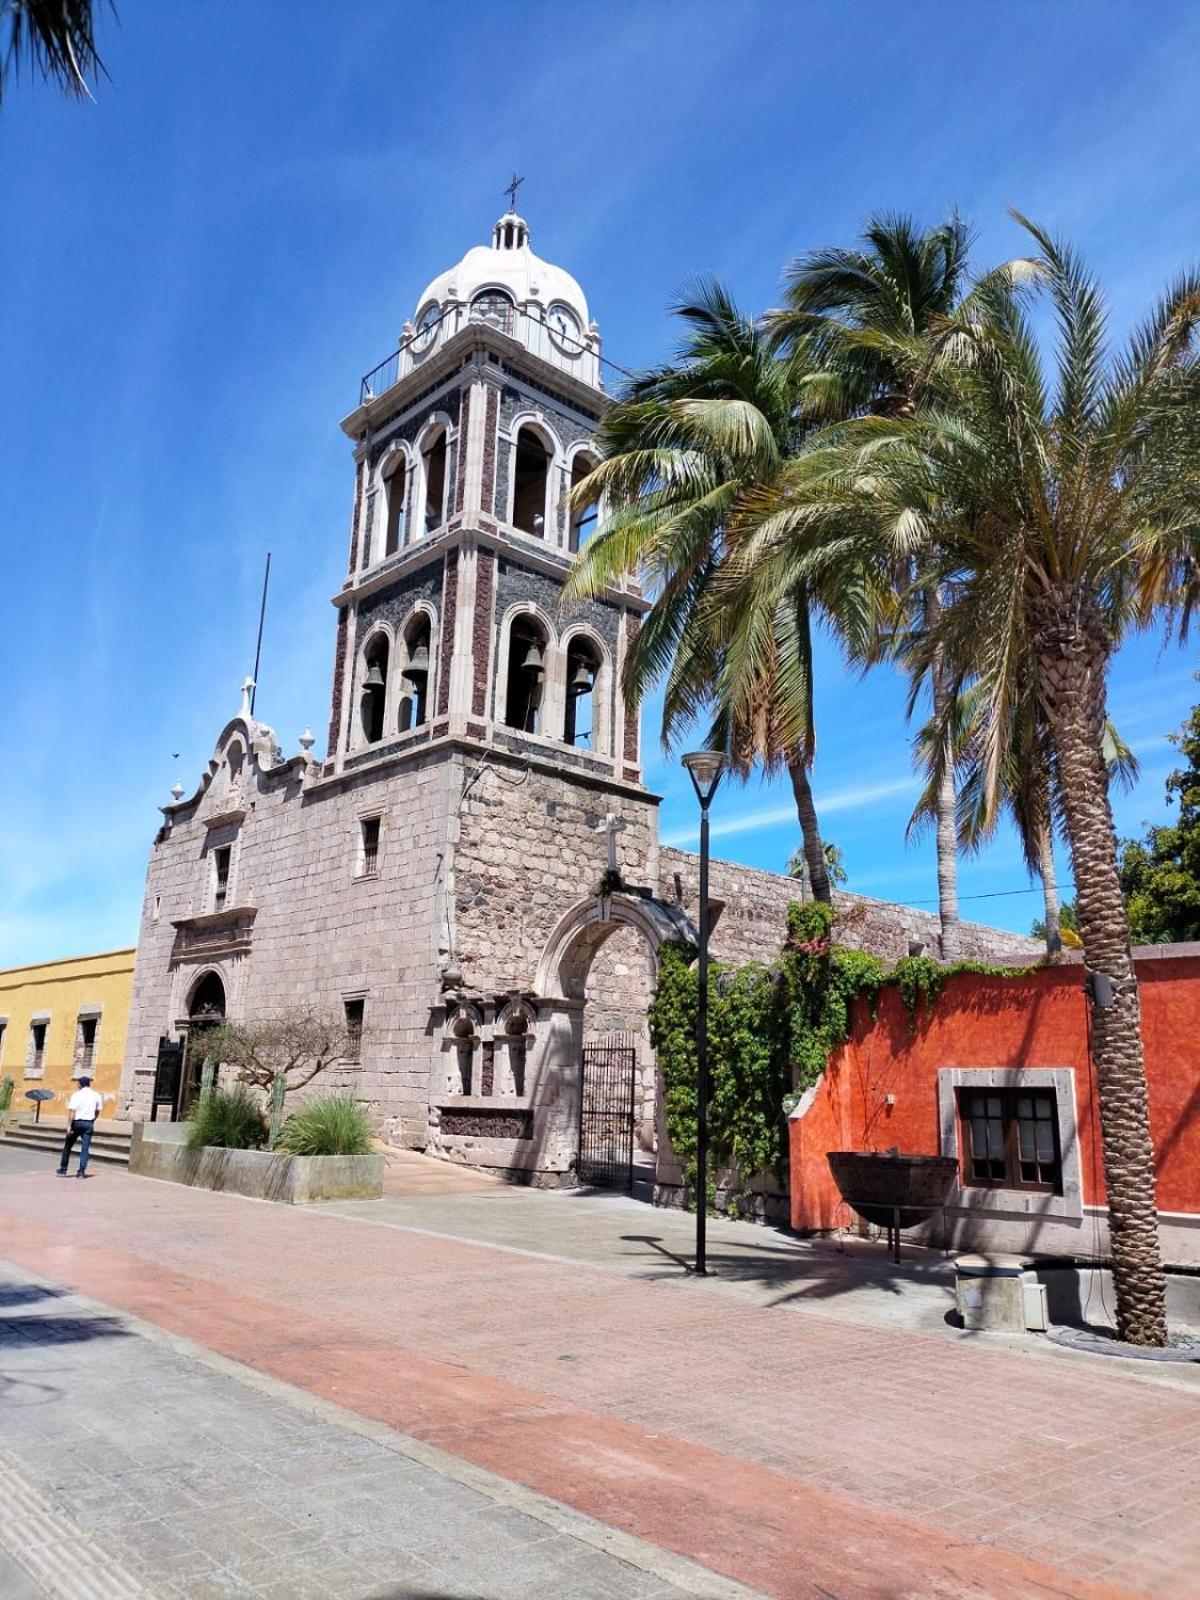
[{"xmin": 1, "ymin": 1166, "xmax": 1197, "ymax": 1599}]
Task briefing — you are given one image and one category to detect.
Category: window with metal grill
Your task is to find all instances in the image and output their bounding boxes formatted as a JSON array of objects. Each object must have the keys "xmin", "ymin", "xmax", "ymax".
[
  {"xmin": 213, "ymin": 846, "xmax": 232, "ymax": 911},
  {"xmin": 78, "ymin": 1016, "xmax": 97, "ymax": 1073},
  {"xmin": 343, "ymin": 998, "xmax": 364, "ymax": 1062},
  {"xmin": 359, "ymin": 817, "xmax": 381, "ymax": 877},
  {"xmin": 959, "ymin": 1088, "xmax": 1062, "ymax": 1193}
]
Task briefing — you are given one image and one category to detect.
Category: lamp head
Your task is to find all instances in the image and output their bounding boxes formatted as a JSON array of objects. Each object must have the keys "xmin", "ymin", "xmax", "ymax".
[{"xmin": 682, "ymin": 750, "xmax": 725, "ymax": 806}]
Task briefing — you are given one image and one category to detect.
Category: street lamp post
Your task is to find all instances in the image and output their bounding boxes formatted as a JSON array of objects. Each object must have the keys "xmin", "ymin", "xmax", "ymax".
[{"xmin": 682, "ymin": 750, "xmax": 725, "ymax": 1276}]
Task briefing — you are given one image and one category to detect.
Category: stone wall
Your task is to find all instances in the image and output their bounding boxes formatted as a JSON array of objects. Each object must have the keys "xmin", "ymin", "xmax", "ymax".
[
  {"xmin": 121, "ymin": 720, "xmax": 459, "ymax": 1151},
  {"xmin": 658, "ymin": 846, "xmax": 1043, "ymax": 968},
  {"xmin": 453, "ymin": 761, "xmax": 659, "ymax": 997}
]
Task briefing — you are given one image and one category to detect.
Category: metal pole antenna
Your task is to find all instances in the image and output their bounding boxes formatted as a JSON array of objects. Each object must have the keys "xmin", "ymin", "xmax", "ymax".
[
  {"xmin": 250, "ymin": 552, "xmax": 271, "ymax": 716},
  {"xmin": 696, "ymin": 795, "xmax": 711, "ymax": 1276}
]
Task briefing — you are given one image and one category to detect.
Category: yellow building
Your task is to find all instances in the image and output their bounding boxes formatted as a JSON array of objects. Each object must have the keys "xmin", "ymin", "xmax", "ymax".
[{"xmin": 0, "ymin": 949, "xmax": 134, "ymax": 1119}]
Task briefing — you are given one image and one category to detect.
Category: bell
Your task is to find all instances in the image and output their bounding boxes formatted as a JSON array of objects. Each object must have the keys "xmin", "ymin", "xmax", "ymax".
[
  {"xmin": 363, "ymin": 663, "xmax": 385, "ymax": 690},
  {"xmin": 569, "ymin": 660, "xmax": 594, "ymax": 695},
  {"xmin": 520, "ymin": 642, "xmax": 543, "ymax": 672},
  {"xmin": 405, "ymin": 644, "xmax": 430, "ymax": 677}
]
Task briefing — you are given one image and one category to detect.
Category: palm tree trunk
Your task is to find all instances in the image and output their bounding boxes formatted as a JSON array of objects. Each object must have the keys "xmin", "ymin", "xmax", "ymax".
[
  {"xmin": 926, "ymin": 588, "xmax": 962, "ymax": 960},
  {"xmin": 1036, "ymin": 821, "xmax": 1063, "ymax": 956},
  {"xmin": 1036, "ymin": 587, "xmax": 1167, "ymax": 1346},
  {"xmin": 788, "ymin": 755, "xmax": 831, "ymax": 904}
]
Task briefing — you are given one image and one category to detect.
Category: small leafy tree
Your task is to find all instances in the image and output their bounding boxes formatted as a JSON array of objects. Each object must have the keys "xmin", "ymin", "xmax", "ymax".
[
  {"xmin": 199, "ymin": 1009, "xmax": 356, "ymax": 1148},
  {"xmin": 1118, "ymin": 696, "xmax": 1200, "ymax": 944}
]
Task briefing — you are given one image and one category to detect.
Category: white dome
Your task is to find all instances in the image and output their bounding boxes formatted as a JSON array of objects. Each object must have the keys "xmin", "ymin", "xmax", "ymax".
[{"xmin": 412, "ymin": 212, "xmax": 591, "ymax": 331}]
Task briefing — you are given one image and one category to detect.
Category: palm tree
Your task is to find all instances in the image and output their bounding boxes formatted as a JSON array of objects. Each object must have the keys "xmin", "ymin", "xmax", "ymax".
[
  {"xmin": 787, "ymin": 840, "xmax": 847, "ymax": 897},
  {"xmin": 765, "ymin": 216, "xmax": 1200, "ymax": 1344},
  {"xmin": 768, "ymin": 214, "xmax": 979, "ymax": 958},
  {"xmin": 1, "ymin": 0, "xmax": 110, "ymax": 102},
  {"xmin": 566, "ymin": 281, "xmax": 874, "ymax": 904}
]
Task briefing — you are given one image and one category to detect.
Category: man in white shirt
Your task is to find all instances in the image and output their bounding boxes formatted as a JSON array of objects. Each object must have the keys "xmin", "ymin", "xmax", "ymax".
[{"xmin": 57, "ymin": 1077, "xmax": 103, "ymax": 1179}]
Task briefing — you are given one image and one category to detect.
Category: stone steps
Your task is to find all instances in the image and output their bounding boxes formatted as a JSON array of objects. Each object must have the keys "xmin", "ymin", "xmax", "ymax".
[{"xmin": 2, "ymin": 1121, "xmax": 131, "ymax": 1166}]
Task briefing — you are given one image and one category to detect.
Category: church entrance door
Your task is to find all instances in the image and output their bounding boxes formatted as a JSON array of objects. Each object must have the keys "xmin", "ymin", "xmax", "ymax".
[{"xmin": 577, "ymin": 1041, "xmax": 636, "ymax": 1192}]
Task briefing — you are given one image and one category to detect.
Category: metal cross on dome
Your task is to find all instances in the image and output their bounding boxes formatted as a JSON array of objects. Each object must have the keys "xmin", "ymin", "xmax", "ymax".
[{"xmin": 504, "ymin": 173, "xmax": 524, "ymax": 212}]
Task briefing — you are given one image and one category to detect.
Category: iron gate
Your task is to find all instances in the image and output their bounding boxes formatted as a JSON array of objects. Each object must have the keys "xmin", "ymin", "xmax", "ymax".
[{"xmin": 577, "ymin": 1043, "xmax": 636, "ymax": 1191}]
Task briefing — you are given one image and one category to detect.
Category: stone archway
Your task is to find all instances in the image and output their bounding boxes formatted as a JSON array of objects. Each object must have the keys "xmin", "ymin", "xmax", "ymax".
[{"xmin": 532, "ymin": 895, "xmax": 695, "ymax": 1187}]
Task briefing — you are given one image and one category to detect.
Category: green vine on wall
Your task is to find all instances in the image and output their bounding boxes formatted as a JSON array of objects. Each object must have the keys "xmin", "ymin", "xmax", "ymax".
[{"xmin": 647, "ymin": 901, "xmax": 1034, "ymax": 1210}]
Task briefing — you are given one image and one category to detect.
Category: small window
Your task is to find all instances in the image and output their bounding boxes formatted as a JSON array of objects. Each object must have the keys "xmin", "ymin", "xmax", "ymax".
[
  {"xmin": 422, "ymin": 428, "xmax": 447, "ymax": 534},
  {"xmin": 512, "ymin": 427, "xmax": 550, "ymax": 536},
  {"xmin": 383, "ymin": 452, "xmax": 406, "ymax": 557},
  {"xmin": 343, "ymin": 998, "xmax": 364, "ymax": 1062},
  {"xmin": 77, "ymin": 1016, "xmax": 98, "ymax": 1074},
  {"xmin": 959, "ymin": 1088, "xmax": 1062, "ymax": 1194},
  {"xmin": 398, "ymin": 616, "xmax": 431, "ymax": 732},
  {"xmin": 27, "ymin": 1020, "xmax": 47, "ymax": 1079},
  {"xmin": 360, "ymin": 636, "xmax": 389, "ymax": 745},
  {"xmin": 212, "ymin": 846, "xmax": 232, "ymax": 912},
  {"xmin": 359, "ymin": 816, "xmax": 381, "ymax": 877},
  {"xmin": 504, "ymin": 619, "xmax": 547, "ymax": 734},
  {"xmin": 0, "ymin": 1020, "xmax": 6, "ymax": 1064},
  {"xmin": 564, "ymin": 637, "xmax": 600, "ymax": 748},
  {"xmin": 569, "ymin": 454, "xmax": 599, "ymax": 551}
]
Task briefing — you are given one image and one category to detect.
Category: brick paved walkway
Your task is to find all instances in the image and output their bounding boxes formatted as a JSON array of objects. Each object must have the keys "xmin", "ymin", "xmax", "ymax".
[{"xmin": 1, "ymin": 1158, "xmax": 1197, "ymax": 1599}]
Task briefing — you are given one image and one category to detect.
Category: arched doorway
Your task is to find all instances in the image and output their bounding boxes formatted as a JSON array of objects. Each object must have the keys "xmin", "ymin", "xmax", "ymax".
[
  {"xmin": 182, "ymin": 970, "xmax": 226, "ymax": 1116},
  {"xmin": 533, "ymin": 896, "xmax": 695, "ymax": 1194}
]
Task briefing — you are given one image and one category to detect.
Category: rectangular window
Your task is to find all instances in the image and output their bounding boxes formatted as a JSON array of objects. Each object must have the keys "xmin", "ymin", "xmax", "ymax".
[
  {"xmin": 344, "ymin": 998, "xmax": 364, "ymax": 1062},
  {"xmin": 359, "ymin": 816, "xmax": 381, "ymax": 877},
  {"xmin": 213, "ymin": 845, "xmax": 232, "ymax": 911},
  {"xmin": 78, "ymin": 1016, "xmax": 97, "ymax": 1074},
  {"xmin": 959, "ymin": 1088, "xmax": 1062, "ymax": 1194},
  {"xmin": 27, "ymin": 1020, "xmax": 47, "ymax": 1079}
]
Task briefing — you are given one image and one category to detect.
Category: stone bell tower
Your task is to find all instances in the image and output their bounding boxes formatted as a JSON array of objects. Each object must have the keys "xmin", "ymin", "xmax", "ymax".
[
  {"xmin": 327, "ymin": 203, "xmax": 646, "ymax": 791},
  {"xmin": 326, "ymin": 204, "xmax": 665, "ymax": 1176}
]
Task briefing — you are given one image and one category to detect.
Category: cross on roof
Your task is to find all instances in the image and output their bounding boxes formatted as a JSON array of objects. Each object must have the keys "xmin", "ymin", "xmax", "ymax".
[{"xmin": 504, "ymin": 173, "xmax": 524, "ymax": 212}]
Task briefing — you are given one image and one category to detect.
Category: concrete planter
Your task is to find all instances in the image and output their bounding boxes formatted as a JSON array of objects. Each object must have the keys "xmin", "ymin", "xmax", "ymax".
[{"xmin": 129, "ymin": 1122, "xmax": 383, "ymax": 1203}]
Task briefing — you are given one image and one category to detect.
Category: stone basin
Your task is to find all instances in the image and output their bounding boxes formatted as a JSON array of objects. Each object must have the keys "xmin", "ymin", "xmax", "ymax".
[{"xmin": 827, "ymin": 1150, "xmax": 959, "ymax": 1230}]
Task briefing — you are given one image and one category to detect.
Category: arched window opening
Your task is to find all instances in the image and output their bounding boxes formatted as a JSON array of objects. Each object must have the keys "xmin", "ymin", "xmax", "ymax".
[
  {"xmin": 564, "ymin": 637, "xmax": 600, "ymax": 748},
  {"xmin": 504, "ymin": 1012, "xmax": 530, "ymax": 1097},
  {"xmin": 469, "ymin": 289, "xmax": 513, "ymax": 333},
  {"xmin": 512, "ymin": 427, "xmax": 550, "ymax": 537},
  {"xmin": 569, "ymin": 454, "xmax": 600, "ymax": 552},
  {"xmin": 422, "ymin": 429, "xmax": 447, "ymax": 534},
  {"xmin": 360, "ymin": 636, "xmax": 389, "ymax": 745},
  {"xmin": 452, "ymin": 1014, "xmax": 476, "ymax": 1095},
  {"xmin": 183, "ymin": 970, "xmax": 226, "ymax": 1116},
  {"xmin": 383, "ymin": 452, "xmax": 407, "ymax": 557},
  {"xmin": 398, "ymin": 616, "xmax": 432, "ymax": 733},
  {"xmin": 504, "ymin": 618, "xmax": 548, "ymax": 734}
]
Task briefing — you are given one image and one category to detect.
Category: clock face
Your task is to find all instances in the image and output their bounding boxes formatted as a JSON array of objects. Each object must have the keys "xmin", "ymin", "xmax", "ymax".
[
  {"xmin": 412, "ymin": 302, "xmax": 441, "ymax": 352},
  {"xmin": 547, "ymin": 302, "xmax": 582, "ymax": 354}
]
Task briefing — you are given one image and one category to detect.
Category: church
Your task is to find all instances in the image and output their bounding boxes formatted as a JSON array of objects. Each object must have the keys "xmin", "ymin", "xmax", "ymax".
[{"xmin": 118, "ymin": 205, "xmax": 1036, "ymax": 1194}]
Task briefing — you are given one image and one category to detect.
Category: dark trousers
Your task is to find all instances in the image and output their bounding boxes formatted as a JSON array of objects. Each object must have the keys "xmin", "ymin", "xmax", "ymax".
[{"xmin": 57, "ymin": 1120, "xmax": 95, "ymax": 1175}]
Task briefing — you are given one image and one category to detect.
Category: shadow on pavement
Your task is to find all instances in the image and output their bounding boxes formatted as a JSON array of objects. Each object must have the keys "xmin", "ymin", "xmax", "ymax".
[
  {"xmin": 0, "ymin": 1314, "xmax": 134, "ymax": 1346},
  {"xmin": 0, "ymin": 1283, "xmax": 67, "ymax": 1309}
]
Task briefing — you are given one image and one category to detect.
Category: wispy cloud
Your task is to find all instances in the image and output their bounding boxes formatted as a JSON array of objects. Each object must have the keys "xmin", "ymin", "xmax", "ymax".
[{"xmin": 662, "ymin": 775, "xmax": 917, "ymax": 847}]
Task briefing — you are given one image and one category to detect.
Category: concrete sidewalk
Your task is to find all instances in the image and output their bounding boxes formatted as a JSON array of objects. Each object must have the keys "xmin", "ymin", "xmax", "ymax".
[
  {"xmin": 0, "ymin": 1151, "xmax": 1197, "ymax": 1598},
  {"xmin": 0, "ymin": 1263, "xmax": 746, "ymax": 1600}
]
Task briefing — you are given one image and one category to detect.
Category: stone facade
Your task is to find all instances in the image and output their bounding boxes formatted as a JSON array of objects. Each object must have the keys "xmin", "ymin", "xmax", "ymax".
[{"xmin": 120, "ymin": 212, "xmax": 1042, "ymax": 1195}]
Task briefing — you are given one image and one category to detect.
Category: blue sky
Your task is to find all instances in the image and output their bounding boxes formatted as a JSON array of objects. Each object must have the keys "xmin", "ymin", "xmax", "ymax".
[{"xmin": 2, "ymin": 0, "xmax": 1198, "ymax": 966}]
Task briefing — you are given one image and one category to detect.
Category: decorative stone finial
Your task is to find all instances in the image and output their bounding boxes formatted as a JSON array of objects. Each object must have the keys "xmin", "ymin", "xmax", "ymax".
[
  {"xmin": 170, "ymin": 782, "xmax": 184, "ymax": 803},
  {"xmin": 298, "ymin": 728, "xmax": 315, "ymax": 753}
]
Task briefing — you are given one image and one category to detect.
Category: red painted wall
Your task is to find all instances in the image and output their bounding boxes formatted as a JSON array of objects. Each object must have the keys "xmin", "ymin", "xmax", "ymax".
[{"xmin": 789, "ymin": 955, "xmax": 1200, "ymax": 1232}]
